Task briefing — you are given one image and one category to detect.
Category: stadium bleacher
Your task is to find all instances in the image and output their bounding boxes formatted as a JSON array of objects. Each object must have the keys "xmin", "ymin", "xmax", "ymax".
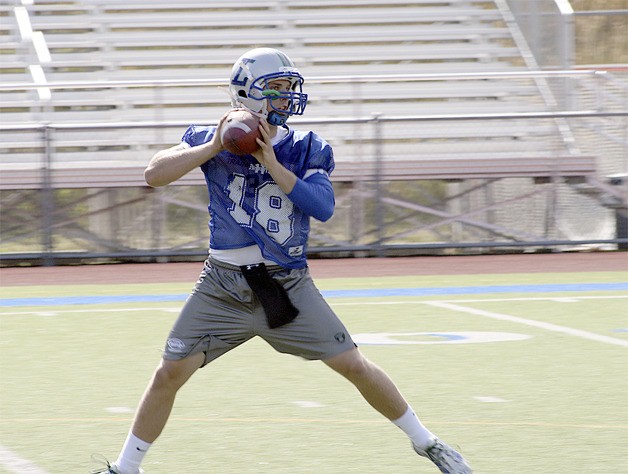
[
  {"xmin": 0, "ymin": 0, "xmax": 607, "ymax": 194},
  {"xmin": 2, "ymin": 0, "xmax": 524, "ymax": 107},
  {"xmin": 2, "ymin": 0, "xmax": 626, "ymax": 259}
]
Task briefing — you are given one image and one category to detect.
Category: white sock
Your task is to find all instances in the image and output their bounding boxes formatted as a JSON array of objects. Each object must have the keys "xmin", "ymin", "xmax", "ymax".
[
  {"xmin": 114, "ymin": 431, "xmax": 151, "ymax": 474},
  {"xmin": 392, "ymin": 405, "xmax": 435, "ymax": 450}
]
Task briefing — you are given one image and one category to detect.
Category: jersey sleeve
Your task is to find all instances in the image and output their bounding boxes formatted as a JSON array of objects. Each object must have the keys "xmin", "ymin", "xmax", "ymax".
[
  {"xmin": 287, "ymin": 172, "xmax": 335, "ymax": 222},
  {"xmin": 181, "ymin": 125, "xmax": 216, "ymax": 148},
  {"xmin": 306, "ymin": 132, "xmax": 335, "ymax": 176},
  {"xmin": 181, "ymin": 125, "xmax": 197, "ymax": 146}
]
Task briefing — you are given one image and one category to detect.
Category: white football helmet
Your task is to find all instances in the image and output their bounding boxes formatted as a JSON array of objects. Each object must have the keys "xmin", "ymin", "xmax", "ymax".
[{"xmin": 228, "ymin": 48, "xmax": 308, "ymax": 126}]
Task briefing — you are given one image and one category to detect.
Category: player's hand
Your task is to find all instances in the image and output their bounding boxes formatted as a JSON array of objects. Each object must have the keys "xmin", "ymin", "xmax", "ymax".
[
  {"xmin": 210, "ymin": 111, "xmax": 231, "ymax": 152},
  {"xmin": 251, "ymin": 118, "xmax": 297, "ymax": 195},
  {"xmin": 251, "ymin": 118, "xmax": 276, "ymax": 167}
]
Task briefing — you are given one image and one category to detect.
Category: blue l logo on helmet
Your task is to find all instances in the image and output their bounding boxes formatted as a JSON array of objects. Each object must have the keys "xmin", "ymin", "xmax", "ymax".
[{"xmin": 231, "ymin": 58, "xmax": 256, "ymax": 87}]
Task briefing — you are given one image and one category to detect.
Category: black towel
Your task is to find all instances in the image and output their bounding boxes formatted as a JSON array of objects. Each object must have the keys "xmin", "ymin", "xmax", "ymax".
[{"xmin": 240, "ymin": 263, "xmax": 299, "ymax": 329}]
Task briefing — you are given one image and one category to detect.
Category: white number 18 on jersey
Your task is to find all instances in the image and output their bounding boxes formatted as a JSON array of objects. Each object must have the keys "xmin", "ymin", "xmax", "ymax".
[{"xmin": 226, "ymin": 174, "xmax": 295, "ymax": 245}]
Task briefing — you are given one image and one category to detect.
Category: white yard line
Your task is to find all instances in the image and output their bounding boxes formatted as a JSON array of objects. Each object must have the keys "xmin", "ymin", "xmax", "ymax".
[
  {"xmin": 0, "ymin": 446, "xmax": 49, "ymax": 474},
  {"xmin": 332, "ymin": 295, "xmax": 628, "ymax": 306},
  {"xmin": 425, "ymin": 301, "xmax": 628, "ymax": 347},
  {"xmin": 427, "ymin": 295, "xmax": 628, "ymax": 303}
]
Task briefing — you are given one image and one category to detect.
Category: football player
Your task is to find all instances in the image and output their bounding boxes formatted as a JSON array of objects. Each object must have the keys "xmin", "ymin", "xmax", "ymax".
[{"xmin": 93, "ymin": 48, "xmax": 471, "ymax": 474}]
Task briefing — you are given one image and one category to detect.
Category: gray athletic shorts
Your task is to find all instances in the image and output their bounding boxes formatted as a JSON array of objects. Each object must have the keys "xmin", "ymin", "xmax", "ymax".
[{"xmin": 163, "ymin": 258, "xmax": 356, "ymax": 366}]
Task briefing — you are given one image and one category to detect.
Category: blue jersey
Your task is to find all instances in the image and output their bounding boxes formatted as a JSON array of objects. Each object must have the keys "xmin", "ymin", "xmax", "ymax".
[{"xmin": 182, "ymin": 125, "xmax": 335, "ymax": 269}]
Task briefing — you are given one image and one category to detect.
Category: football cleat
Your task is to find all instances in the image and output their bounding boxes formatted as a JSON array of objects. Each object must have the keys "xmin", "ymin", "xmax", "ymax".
[
  {"xmin": 413, "ymin": 438, "xmax": 472, "ymax": 473},
  {"xmin": 90, "ymin": 455, "xmax": 144, "ymax": 474}
]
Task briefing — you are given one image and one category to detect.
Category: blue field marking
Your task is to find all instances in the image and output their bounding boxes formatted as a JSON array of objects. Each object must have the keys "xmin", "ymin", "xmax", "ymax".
[
  {"xmin": 425, "ymin": 333, "xmax": 467, "ymax": 341},
  {"xmin": 0, "ymin": 294, "xmax": 185, "ymax": 307},
  {"xmin": 0, "ymin": 282, "xmax": 626, "ymax": 307}
]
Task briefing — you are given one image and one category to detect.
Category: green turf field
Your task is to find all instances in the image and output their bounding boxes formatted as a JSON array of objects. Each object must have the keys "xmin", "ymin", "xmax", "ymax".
[{"xmin": 1, "ymin": 271, "xmax": 627, "ymax": 473}]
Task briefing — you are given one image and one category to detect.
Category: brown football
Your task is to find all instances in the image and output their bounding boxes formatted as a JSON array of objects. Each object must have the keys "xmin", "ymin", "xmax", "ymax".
[{"xmin": 220, "ymin": 109, "xmax": 262, "ymax": 155}]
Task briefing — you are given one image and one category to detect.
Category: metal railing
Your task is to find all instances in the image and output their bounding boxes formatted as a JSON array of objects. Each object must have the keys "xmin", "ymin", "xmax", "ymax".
[
  {"xmin": 1, "ymin": 114, "xmax": 626, "ymax": 265},
  {"xmin": 1, "ymin": 71, "xmax": 627, "ymax": 264}
]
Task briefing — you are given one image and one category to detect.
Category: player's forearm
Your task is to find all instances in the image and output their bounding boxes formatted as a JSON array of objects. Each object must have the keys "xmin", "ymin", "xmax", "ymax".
[
  {"xmin": 264, "ymin": 159, "xmax": 298, "ymax": 195},
  {"xmin": 145, "ymin": 142, "xmax": 220, "ymax": 187}
]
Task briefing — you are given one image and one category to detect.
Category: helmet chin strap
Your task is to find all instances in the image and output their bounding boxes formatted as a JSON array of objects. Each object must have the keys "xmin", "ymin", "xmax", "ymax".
[
  {"xmin": 240, "ymin": 103, "xmax": 287, "ymax": 126},
  {"xmin": 267, "ymin": 111, "xmax": 287, "ymax": 126}
]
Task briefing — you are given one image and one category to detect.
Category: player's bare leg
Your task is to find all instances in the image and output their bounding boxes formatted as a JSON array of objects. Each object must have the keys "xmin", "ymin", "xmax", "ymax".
[
  {"xmin": 105, "ymin": 352, "xmax": 205, "ymax": 474},
  {"xmin": 132, "ymin": 352, "xmax": 205, "ymax": 441},
  {"xmin": 324, "ymin": 347, "xmax": 472, "ymax": 473},
  {"xmin": 324, "ymin": 347, "xmax": 409, "ymax": 420}
]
